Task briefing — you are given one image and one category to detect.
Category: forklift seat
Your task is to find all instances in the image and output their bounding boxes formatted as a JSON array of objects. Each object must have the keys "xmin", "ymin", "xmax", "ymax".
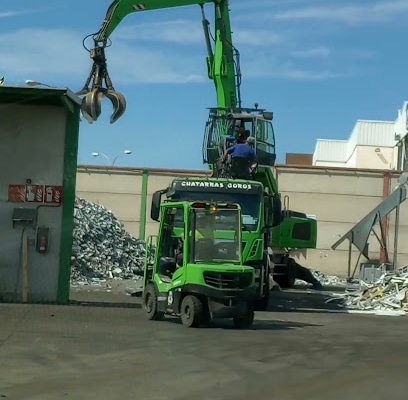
[{"xmin": 158, "ymin": 256, "xmax": 177, "ymax": 281}]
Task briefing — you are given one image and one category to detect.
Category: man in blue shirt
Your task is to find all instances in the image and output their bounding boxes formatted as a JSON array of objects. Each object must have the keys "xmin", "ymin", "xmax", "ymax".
[{"xmin": 222, "ymin": 128, "xmax": 256, "ymax": 164}]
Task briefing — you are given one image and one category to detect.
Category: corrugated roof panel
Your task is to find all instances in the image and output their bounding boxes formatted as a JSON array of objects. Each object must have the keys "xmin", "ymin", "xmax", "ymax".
[
  {"xmin": 313, "ymin": 139, "xmax": 347, "ymax": 163},
  {"xmin": 0, "ymin": 85, "xmax": 82, "ymax": 106},
  {"xmin": 312, "ymin": 102, "xmax": 408, "ymax": 167},
  {"xmin": 355, "ymin": 120, "xmax": 395, "ymax": 147},
  {"xmin": 314, "ymin": 121, "xmax": 396, "ymax": 165}
]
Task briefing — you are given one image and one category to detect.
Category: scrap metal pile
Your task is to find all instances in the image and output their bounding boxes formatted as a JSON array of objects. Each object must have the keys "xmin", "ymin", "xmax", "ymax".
[
  {"xmin": 70, "ymin": 196, "xmax": 154, "ymax": 284},
  {"xmin": 327, "ymin": 268, "xmax": 408, "ymax": 316},
  {"xmin": 295, "ymin": 269, "xmax": 350, "ymax": 287}
]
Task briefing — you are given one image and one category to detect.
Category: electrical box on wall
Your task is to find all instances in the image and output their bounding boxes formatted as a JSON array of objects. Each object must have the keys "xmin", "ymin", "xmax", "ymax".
[
  {"xmin": 36, "ymin": 226, "xmax": 50, "ymax": 253},
  {"xmin": 12, "ymin": 207, "xmax": 37, "ymax": 229}
]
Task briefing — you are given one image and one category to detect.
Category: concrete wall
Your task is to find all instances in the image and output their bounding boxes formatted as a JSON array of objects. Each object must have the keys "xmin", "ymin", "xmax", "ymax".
[
  {"xmin": 0, "ymin": 104, "xmax": 66, "ymax": 302},
  {"xmin": 75, "ymin": 165, "xmax": 408, "ymax": 277},
  {"xmin": 352, "ymin": 146, "xmax": 395, "ymax": 170},
  {"xmin": 76, "ymin": 166, "xmax": 211, "ymax": 239},
  {"xmin": 314, "ymin": 146, "xmax": 397, "ymax": 170},
  {"xmin": 314, "ymin": 160, "xmax": 347, "ymax": 168},
  {"xmin": 275, "ymin": 166, "xmax": 408, "ymax": 276}
]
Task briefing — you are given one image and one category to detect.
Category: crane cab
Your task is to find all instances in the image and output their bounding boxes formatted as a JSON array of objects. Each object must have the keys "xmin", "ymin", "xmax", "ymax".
[{"xmin": 203, "ymin": 106, "xmax": 276, "ymax": 169}]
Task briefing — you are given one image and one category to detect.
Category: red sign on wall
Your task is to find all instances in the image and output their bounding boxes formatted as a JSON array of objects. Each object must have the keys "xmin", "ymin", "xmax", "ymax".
[
  {"xmin": 44, "ymin": 185, "xmax": 63, "ymax": 204},
  {"xmin": 8, "ymin": 184, "xmax": 26, "ymax": 202},
  {"xmin": 8, "ymin": 184, "xmax": 64, "ymax": 204},
  {"xmin": 25, "ymin": 185, "xmax": 44, "ymax": 203}
]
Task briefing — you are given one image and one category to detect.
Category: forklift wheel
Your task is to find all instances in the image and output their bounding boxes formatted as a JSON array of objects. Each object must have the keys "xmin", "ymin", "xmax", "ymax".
[
  {"xmin": 180, "ymin": 295, "xmax": 204, "ymax": 328},
  {"xmin": 255, "ymin": 274, "xmax": 270, "ymax": 311},
  {"xmin": 254, "ymin": 289, "xmax": 269, "ymax": 311},
  {"xmin": 233, "ymin": 309, "xmax": 255, "ymax": 329},
  {"xmin": 143, "ymin": 283, "xmax": 164, "ymax": 321}
]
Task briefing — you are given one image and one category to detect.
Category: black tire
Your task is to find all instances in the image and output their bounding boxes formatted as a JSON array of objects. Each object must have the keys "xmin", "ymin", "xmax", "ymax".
[
  {"xmin": 255, "ymin": 278, "xmax": 270, "ymax": 311},
  {"xmin": 233, "ymin": 308, "xmax": 255, "ymax": 329},
  {"xmin": 254, "ymin": 257, "xmax": 271, "ymax": 311},
  {"xmin": 274, "ymin": 273, "xmax": 295, "ymax": 289},
  {"xmin": 273, "ymin": 259, "xmax": 296, "ymax": 289},
  {"xmin": 142, "ymin": 283, "xmax": 164, "ymax": 321},
  {"xmin": 180, "ymin": 295, "xmax": 205, "ymax": 328}
]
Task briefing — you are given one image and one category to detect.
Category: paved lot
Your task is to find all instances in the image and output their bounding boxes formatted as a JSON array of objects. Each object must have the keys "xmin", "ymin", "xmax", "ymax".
[{"xmin": 1, "ymin": 287, "xmax": 408, "ymax": 400}]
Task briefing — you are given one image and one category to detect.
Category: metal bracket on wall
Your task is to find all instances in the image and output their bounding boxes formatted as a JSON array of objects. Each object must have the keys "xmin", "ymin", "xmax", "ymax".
[{"xmin": 12, "ymin": 207, "xmax": 37, "ymax": 229}]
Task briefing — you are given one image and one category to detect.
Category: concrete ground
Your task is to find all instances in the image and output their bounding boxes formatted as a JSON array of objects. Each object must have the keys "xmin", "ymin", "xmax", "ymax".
[{"xmin": 1, "ymin": 284, "xmax": 408, "ymax": 400}]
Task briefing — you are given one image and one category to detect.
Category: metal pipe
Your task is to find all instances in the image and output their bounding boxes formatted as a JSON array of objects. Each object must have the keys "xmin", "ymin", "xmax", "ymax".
[
  {"xmin": 393, "ymin": 204, "xmax": 400, "ymax": 270},
  {"xmin": 380, "ymin": 172, "xmax": 390, "ymax": 263},
  {"xmin": 21, "ymin": 230, "xmax": 28, "ymax": 303},
  {"xmin": 139, "ymin": 169, "xmax": 149, "ymax": 240},
  {"xmin": 200, "ymin": 4, "xmax": 213, "ymax": 58}
]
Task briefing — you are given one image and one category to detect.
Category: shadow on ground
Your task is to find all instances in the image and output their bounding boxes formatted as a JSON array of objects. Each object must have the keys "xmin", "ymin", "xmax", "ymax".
[
  {"xmin": 164, "ymin": 315, "xmax": 323, "ymax": 330},
  {"xmin": 268, "ymin": 287, "xmax": 347, "ymax": 314},
  {"xmin": 68, "ymin": 300, "xmax": 142, "ymax": 309},
  {"xmin": 67, "ymin": 284, "xmax": 349, "ymax": 314}
]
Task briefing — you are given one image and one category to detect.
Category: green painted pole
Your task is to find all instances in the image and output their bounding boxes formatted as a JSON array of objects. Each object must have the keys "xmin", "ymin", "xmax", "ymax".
[
  {"xmin": 57, "ymin": 95, "xmax": 80, "ymax": 304},
  {"xmin": 139, "ymin": 169, "xmax": 149, "ymax": 240}
]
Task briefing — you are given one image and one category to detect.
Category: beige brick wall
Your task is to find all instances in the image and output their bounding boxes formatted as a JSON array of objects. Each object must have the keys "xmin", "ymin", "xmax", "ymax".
[
  {"xmin": 76, "ymin": 166, "xmax": 211, "ymax": 240},
  {"xmin": 275, "ymin": 166, "xmax": 407, "ymax": 276}
]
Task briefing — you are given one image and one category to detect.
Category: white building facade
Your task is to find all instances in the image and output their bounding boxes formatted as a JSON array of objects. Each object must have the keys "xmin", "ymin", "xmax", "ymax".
[{"xmin": 313, "ymin": 101, "xmax": 408, "ymax": 170}]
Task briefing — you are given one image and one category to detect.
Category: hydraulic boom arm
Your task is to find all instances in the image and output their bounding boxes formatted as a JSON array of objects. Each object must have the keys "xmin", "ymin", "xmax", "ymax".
[{"xmin": 77, "ymin": 0, "xmax": 241, "ymax": 123}]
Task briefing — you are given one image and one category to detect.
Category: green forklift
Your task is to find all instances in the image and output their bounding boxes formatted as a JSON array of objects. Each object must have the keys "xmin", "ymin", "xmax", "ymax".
[{"xmin": 142, "ymin": 200, "xmax": 257, "ymax": 328}]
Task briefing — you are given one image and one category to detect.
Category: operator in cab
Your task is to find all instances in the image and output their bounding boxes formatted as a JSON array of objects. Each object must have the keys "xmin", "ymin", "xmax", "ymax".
[
  {"xmin": 222, "ymin": 127, "xmax": 256, "ymax": 164},
  {"xmin": 175, "ymin": 213, "xmax": 214, "ymax": 266}
]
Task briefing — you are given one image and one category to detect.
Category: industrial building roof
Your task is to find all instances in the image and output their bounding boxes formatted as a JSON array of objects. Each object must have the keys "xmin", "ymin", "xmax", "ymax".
[
  {"xmin": 0, "ymin": 85, "xmax": 82, "ymax": 109},
  {"xmin": 313, "ymin": 120, "xmax": 395, "ymax": 164}
]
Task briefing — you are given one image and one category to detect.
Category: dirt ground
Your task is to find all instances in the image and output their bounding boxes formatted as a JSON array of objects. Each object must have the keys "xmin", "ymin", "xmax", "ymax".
[{"xmin": 1, "ymin": 282, "xmax": 408, "ymax": 400}]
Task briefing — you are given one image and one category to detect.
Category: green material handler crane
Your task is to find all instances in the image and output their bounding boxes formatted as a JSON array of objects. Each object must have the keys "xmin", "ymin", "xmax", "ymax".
[{"xmin": 77, "ymin": 0, "xmax": 318, "ymax": 310}]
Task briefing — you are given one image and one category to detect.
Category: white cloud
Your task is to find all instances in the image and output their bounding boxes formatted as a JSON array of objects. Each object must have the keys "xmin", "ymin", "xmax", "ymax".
[
  {"xmin": 115, "ymin": 19, "xmax": 283, "ymax": 47},
  {"xmin": 233, "ymin": 0, "xmax": 314, "ymax": 10},
  {"xmin": 291, "ymin": 47, "xmax": 331, "ymax": 58},
  {"xmin": 243, "ymin": 59, "xmax": 343, "ymax": 80},
  {"xmin": 0, "ymin": 8, "xmax": 52, "ymax": 18},
  {"xmin": 114, "ymin": 20, "xmax": 203, "ymax": 44},
  {"xmin": 239, "ymin": 47, "xmax": 366, "ymax": 81},
  {"xmin": 0, "ymin": 29, "xmax": 86, "ymax": 76},
  {"xmin": 273, "ymin": 0, "xmax": 408, "ymax": 23},
  {"xmin": 281, "ymin": 70, "xmax": 341, "ymax": 80},
  {"xmin": 233, "ymin": 29, "xmax": 283, "ymax": 46},
  {"xmin": 108, "ymin": 43, "xmax": 205, "ymax": 84},
  {"xmin": 0, "ymin": 21, "xmax": 366, "ymax": 87},
  {"xmin": 0, "ymin": 11, "xmax": 23, "ymax": 18},
  {"xmin": 0, "ymin": 28, "xmax": 205, "ymax": 86},
  {"xmin": 348, "ymin": 49, "xmax": 377, "ymax": 59}
]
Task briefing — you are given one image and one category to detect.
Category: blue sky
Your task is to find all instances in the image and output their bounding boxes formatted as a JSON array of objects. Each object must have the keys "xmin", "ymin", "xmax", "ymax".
[{"xmin": 1, "ymin": 0, "xmax": 408, "ymax": 169}]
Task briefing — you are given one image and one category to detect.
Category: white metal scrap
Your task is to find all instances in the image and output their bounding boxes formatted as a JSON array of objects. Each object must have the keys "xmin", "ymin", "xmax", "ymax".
[
  {"xmin": 326, "ymin": 267, "xmax": 408, "ymax": 316},
  {"xmin": 295, "ymin": 269, "xmax": 350, "ymax": 287}
]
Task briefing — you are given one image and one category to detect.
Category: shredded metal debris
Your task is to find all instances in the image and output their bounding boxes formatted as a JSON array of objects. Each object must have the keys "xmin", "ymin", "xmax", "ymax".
[
  {"xmin": 295, "ymin": 269, "xmax": 351, "ymax": 287},
  {"xmin": 326, "ymin": 267, "xmax": 408, "ymax": 316},
  {"xmin": 70, "ymin": 197, "xmax": 154, "ymax": 286}
]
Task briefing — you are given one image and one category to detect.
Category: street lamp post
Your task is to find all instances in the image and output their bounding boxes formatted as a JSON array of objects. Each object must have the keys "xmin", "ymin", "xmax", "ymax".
[{"xmin": 91, "ymin": 150, "xmax": 132, "ymax": 165}]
